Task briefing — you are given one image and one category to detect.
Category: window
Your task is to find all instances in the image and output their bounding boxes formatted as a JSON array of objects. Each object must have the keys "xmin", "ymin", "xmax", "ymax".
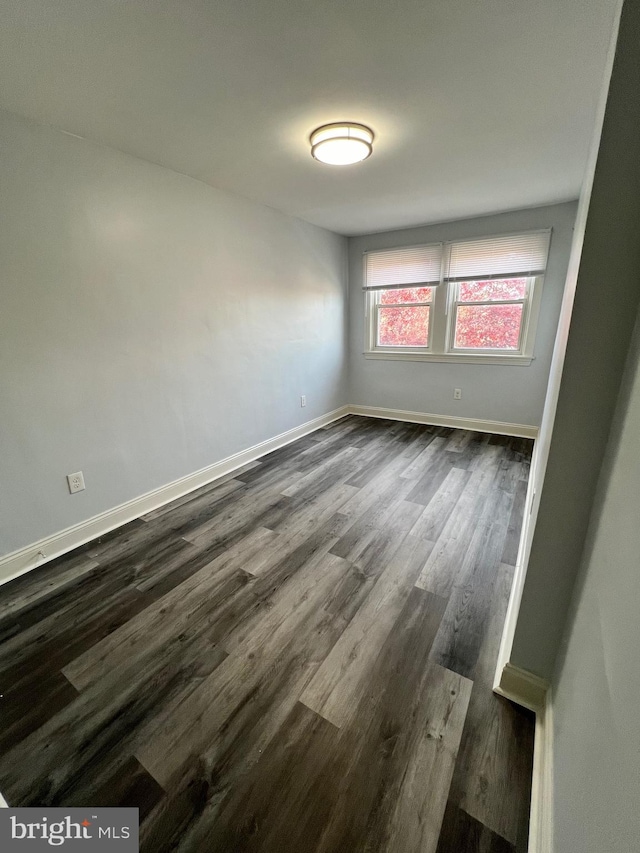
[
  {"xmin": 364, "ymin": 231, "xmax": 550, "ymax": 364},
  {"xmin": 450, "ymin": 278, "xmax": 529, "ymax": 351},
  {"xmin": 377, "ymin": 286, "xmax": 433, "ymax": 348}
]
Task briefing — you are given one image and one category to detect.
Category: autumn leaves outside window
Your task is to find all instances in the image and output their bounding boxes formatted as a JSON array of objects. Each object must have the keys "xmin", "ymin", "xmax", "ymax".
[
  {"xmin": 377, "ymin": 287, "xmax": 433, "ymax": 348},
  {"xmin": 452, "ymin": 278, "xmax": 528, "ymax": 350}
]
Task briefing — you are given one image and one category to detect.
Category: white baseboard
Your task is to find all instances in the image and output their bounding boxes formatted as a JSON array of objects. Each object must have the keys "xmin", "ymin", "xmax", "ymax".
[
  {"xmin": 494, "ymin": 661, "xmax": 549, "ymax": 712},
  {"xmin": 348, "ymin": 404, "xmax": 538, "ymax": 439},
  {"xmin": 0, "ymin": 403, "xmax": 549, "ymax": 826},
  {"xmin": 493, "ymin": 662, "xmax": 553, "ymax": 853},
  {"xmin": 493, "ymin": 662, "xmax": 552, "ymax": 853},
  {"xmin": 0, "ymin": 403, "xmax": 536, "ymax": 588},
  {"xmin": 528, "ymin": 690, "xmax": 554, "ymax": 853},
  {"xmin": 0, "ymin": 406, "xmax": 350, "ymax": 587}
]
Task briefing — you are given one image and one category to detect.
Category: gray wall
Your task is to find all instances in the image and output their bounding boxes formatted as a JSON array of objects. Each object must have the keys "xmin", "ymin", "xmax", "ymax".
[
  {"xmin": 348, "ymin": 202, "xmax": 577, "ymax": 429},
  {"xmin": 552, "ymin": 309, "xmax": 640, "ymax": 853},
  {"xmin": 0, "ymin": 110, "xmax": 348, "ymax": 558},
  {"xmin": 510, "ymin": 0, "xmax": 640, "ymax": 679},
  {"xmin": 523, "ymin": 4, "xmax": 640, "ymax": 848}
]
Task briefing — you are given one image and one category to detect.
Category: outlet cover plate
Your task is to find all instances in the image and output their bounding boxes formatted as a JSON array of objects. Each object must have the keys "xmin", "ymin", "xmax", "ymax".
[{"xmin": 67, "ymin": 471, "xmax": 85, "ymax": 494}]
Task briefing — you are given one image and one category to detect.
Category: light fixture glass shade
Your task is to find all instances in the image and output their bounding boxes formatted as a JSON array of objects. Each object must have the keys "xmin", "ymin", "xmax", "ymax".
[{"xmin": 310, "ymin": 123, "xmax": 374, "ymax": 165}]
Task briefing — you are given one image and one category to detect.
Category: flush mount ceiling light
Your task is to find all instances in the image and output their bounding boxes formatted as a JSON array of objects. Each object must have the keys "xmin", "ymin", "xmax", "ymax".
[{"xmin": 310, "ymin": 122, "xmax": 374, "ymax": 166}]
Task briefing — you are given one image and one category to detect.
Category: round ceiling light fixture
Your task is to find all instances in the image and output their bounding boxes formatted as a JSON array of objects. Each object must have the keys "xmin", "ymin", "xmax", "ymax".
[{"xmin": 310, "ymin": 122, "xmax": 374, "ymax": 166}]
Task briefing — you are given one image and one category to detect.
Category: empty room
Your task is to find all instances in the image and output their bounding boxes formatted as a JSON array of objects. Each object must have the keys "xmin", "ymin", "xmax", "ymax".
[{"xmin": 1, "ymin": 1, "xmax": 639, "ymax": 852}]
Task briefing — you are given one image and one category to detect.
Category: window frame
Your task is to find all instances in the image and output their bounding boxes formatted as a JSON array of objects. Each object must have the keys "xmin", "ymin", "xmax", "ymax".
[
  {"xmin": 370, "ymin": 286, "xmax": 435, "ymax": 353},
  {"xmin": 364, "ymin": 236, "xmax": 546, "ymax": 366},
  {"xmin": 446, "ymin": 277, "xmax": 534, "ymax": 357}
]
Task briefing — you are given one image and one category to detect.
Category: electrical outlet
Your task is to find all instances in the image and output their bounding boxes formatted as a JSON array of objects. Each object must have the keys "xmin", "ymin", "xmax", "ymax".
[
  {"xmin": 453, "ymin": 388, "xmax": 462, "ymax": 400},
  {"xmin": 300, "ymin": 395, "xmax": 306, "ymax": 407},
  {"xmin": 67, "ymin": 471, "xmax": 85, "ymax": 494}
]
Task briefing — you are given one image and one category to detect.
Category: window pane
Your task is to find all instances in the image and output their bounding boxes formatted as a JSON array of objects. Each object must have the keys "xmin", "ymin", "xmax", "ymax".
[
  {"xmin": 458, "ymin": 278, "xmax": 527, "ymax": 302},
  {"xmin": 454, "ymin": 304, "xmax": 523, "ymax": 349},
  {"xmin": 380, "ymin": 286, "xmax": 433, "ymax": 305},
  {"xmin": 378, "ymin": 305, "xmax": 430, "ymax": 347}
]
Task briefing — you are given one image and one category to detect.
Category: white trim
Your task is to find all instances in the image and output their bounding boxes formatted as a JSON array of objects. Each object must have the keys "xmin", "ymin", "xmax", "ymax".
[
  {"xmin": 364, "ymin": 351, "xmax": 533, "ymax": 366},
  {"xmin": 528, "ymin": 690, "xmax": 554, "ymax": 853},
  {"xmin": 446, "ymin": 274, "xmax": 545, "ymax": 361},
  {"xmin": 364, "ymin": 238, "xmax": 548, "ymax": 363},
  {"xmin": 0, "ymin": 403, "xmax": 537, "ymax": 588},
  {"xmin": 494, "ymin": 661, "xmax": 548, "ymax": 712},
  {"xmin": 494, "ymin": 563, "xmax": 528, "ymax": 689},
  {"xmin": 348, "ymin": 404, "xmax": 538, "ymax": 439},
  {"xmin": 0, "ymin": 402, "xmax": 550, "ymax": 837},
  {"xmin": 0, "ymin": 406, "xmax": 350, "ymax": 587},
  {"xmin": 493, "ymin": 662, "xmax": 553, "ymax": 853},
  {"xmin": 494, "ymin": 439, "xmax": 541, "ymax": 690}
]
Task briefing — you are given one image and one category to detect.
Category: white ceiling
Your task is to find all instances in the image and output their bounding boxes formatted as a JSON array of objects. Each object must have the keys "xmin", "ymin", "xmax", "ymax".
[{"xmin": 0, "ymin": 0, "xmax": 618, "ymax": 235}]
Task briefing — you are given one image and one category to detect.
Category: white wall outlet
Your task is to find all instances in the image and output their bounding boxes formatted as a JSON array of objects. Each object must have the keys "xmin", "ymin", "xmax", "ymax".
[
  {"xmin": 300, "ymin": 395, "xmax": 306, "ymax": 407},
  {"xmin": 453, "ymin": 388, "xmax": 462, "ymax": 400},
  {"xmin": 67, "ymin": 471, "xmax": 85, "ymax": 494}
]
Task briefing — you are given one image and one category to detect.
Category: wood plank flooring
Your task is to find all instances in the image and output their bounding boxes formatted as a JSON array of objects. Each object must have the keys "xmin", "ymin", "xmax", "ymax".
[{"xmin": 0, "ymin": 415, "xmax": 535, "ymax": 852}]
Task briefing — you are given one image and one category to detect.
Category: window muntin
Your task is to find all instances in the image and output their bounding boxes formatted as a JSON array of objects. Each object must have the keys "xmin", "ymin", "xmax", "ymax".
[{"xmin": 450, "ymin": 278, "xmax": 530, "ymax": 352}]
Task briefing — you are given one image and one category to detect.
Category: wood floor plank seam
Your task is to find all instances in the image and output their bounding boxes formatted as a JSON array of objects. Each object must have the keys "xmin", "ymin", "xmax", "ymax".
[{"xmin": 0, "ymin": 416, "xmax": 534, "ymax": 853}]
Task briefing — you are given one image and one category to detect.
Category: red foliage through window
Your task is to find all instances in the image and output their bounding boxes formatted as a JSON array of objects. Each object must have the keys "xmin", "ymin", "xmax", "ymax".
[
  {"xmin": 454, "ymin": 304, "xmax": 523, "ymax": 349},
  {"xmin": 378, "ymin": 305, "xmax": 430, "ymax": 347}
]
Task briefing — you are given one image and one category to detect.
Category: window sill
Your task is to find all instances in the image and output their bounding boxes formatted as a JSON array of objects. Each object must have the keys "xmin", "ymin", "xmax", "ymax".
[{"xmin": 363, "ymin": 351, "xmax": 534, "ymax": 366}]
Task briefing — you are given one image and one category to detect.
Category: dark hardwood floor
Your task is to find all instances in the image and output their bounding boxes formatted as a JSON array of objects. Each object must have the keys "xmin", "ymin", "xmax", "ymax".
[{"xmin": 0, "ymin": 415, "xmax": 535, "ymax": 852}]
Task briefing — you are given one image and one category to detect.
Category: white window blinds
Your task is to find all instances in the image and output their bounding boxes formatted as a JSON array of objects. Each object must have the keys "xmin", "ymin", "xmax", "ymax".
[
  {"xmin": 364, "ymin": 244, "xmax": 443, "ymax": 291},
  {"xmin": 445, "ymin": 231, "xmax": 551, "ymax": 282}
]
